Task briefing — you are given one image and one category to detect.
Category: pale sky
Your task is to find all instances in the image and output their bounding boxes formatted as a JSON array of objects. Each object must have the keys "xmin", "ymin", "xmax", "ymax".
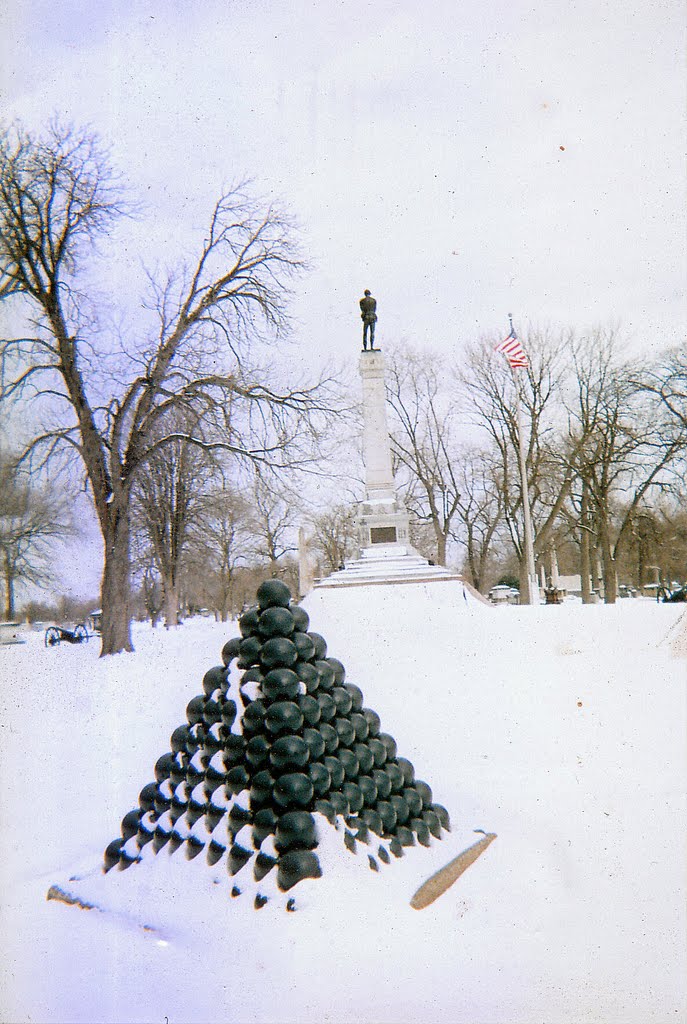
[{"xmin": 2, "ymin": 0, "xmax": 686, "ymax": 598}]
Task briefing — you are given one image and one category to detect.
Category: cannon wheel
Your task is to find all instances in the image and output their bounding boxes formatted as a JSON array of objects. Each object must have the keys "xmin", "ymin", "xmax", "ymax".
[
  {"xmin": 45, "ymin": 626, "xmax": 61, "ymax": 647},
  {"xmin": 73, "ymin": 624, "xmax": 89, "ymax": 644}
]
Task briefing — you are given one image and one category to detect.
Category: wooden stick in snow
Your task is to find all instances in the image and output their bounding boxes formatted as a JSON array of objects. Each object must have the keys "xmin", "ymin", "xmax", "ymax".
[{"xmin": 410, "ymin": 831, "xmax": 497, "ymax": 910}]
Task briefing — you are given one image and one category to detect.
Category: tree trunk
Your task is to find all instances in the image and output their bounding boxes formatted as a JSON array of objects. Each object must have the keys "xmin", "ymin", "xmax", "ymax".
[
  {"xmin": 580, "ymin": 485, "xmax": 593, "ymax": 604},
  {"xmin": 598, "ymin": 521, "xmax": 618, "ymax": 604},
  {"xmin": 3, "ymin": 550, "xmax": 15, "ymax": 620},
  {"xmin": 100, "ymin": 502, "xmax": 133, "ymax": 655},
  {"xmin": 163, "ymin": 575, "xmax": 180, "ymax": 627}
]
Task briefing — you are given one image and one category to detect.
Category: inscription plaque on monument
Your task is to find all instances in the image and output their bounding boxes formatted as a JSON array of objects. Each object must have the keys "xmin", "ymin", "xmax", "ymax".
[{"xmin": 370, "ymin": 526, "xmax": 398, "ymax": 544}]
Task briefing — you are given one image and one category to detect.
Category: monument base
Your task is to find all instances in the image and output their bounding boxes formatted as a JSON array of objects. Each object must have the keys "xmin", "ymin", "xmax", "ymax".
[{"xmin": 314, "ymin": 543, "xmax": 465, "ymax": 588}]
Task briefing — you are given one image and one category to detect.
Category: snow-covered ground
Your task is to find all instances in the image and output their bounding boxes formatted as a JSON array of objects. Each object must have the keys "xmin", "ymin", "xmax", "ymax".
[{"xmin": 1, "ymin": 588, "xmax": 685, "ymax": 1024}]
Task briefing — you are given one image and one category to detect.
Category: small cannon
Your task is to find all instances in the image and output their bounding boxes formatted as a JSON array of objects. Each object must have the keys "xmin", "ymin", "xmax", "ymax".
[{"xmin": 44, "ymin": 623, "xmax": 89, "ymax": 647}]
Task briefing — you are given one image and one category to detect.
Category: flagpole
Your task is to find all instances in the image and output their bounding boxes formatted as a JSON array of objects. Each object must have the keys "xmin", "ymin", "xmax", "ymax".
[{"xmin": 508, "ymin": 315, "xmax": 538, "ymax": 605}]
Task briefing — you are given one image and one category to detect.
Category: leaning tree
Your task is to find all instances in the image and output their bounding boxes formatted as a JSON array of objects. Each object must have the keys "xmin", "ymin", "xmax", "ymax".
[{"xmin": 0, "ymin": 121, "xmax": 337, "ymax": 654}]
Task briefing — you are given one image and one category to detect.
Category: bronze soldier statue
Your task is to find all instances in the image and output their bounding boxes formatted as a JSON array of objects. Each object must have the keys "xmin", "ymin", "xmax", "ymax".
[{"xmin": 359, "ymin": 290, "xmax": 377, "ymax": 350}]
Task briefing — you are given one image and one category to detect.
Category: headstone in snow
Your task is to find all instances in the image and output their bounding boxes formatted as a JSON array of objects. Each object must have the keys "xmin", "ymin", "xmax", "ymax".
[{"xmin": 104, "ymin": 579, "xmax": 450, "ymax": 903}]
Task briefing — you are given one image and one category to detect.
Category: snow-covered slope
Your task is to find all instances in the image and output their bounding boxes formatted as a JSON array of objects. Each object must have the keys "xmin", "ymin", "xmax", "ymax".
[{"xmin": 0, "ymin": 592, "xmax": 685, "ymax": 1024}]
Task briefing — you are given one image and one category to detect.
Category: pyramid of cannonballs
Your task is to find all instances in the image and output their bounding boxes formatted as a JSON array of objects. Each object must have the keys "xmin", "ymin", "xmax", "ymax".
[{"xmin": 104, "ymin": 579, "xmax": 450, "ymax": 904}]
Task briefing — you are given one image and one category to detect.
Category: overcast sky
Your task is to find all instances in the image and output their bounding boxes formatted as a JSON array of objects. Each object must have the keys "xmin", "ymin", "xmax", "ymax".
[{"xmin": 3, "ymin": 0, "xmax": 686, "ymax": 598}]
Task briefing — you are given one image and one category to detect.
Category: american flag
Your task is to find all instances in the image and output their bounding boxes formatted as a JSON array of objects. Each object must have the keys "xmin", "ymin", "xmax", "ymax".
[{"xmin": 495, "ymin": 324, "xmax": 528, "ymax": 370}]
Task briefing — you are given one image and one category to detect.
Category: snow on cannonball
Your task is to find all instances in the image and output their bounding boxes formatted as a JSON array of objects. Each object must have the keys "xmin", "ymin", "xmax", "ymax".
[
  {"xmin": 354, "ymin": 743, "xmax": 375, "ymax": 774},
  {"xmin": 277, "ymin": 849, "xmax": 322, "ymax": 891},
  {"xmin": 221, "ymin": 636, "xmax": 242, "ymax": 665},
  {"xmin": 308, "ymin": 632, "xmax": 327, "ymax": 659},
  {"xmin": 303, "ymin": 727, "xmax": 326, "ymax": 760},
  {"xmin": 327, "ymin": 658, "xmax": 346, "ymax": 685},
  {"xmin": 186, "ymin": 723, "xmax": 205, "ymax": 753},
  {"xmin": 371, "ymin": 768, "xmax": 392, "ymax": 799},
  {"xmin": 363, "ymin": 708, "xmax": 381, "ymax": 736},
  {"xmin": 228, "ymin": 843, "xmax": 253, "ymax": 875},
  {"xmin": 341, "ymin": 781, "xmax": 364, "ymax": 813},
  {"xmin": 275, "ymin": 810, "xmax": 317, "ymax": 852},
  {"xmin": 316, "ymin": 692, "xmax": 336, "ymax": 722},
  {"xmin": 221, "ymin": 699, "xmax": 237, "ymax": 729},
  {"xmin": 357, "ymin": 775, "xmax": 378, "ymax": 806},
  {"xmin": 291, "ymin": 631, "xmax": 316, "ymax": 661},
  {"xmin": 226, "ymin": 765, "xmax": 250, "ymax": 795},
  {"xmin": 121, "ymin": 809, "xmax": 141, "ymax": 841},
  {"xmin": 368, "ymin": 738, "xmax": 388, "ymax": 767},
  {"xmin": 269, "ymin": 735, "xmax": 310, "ymax": 770},
  {"xmin": 170, "ymin": 725, "xmax": 190, "ymax": 754},
  {"xmin": 333, "ymin": 717, "xmax": 356, "ymax": 747},
  {"xmin": 298, "ymin": 694, "xmax": 321, "ymax": 727},
  {"xmin": 203, "ymin": 665, "xmax": 227, "ymax": 695},
  {"xmin": 104, "ymin": 838, "xmax": 124, "ymax": 872},
  {"xmin": 154, "ymin": 752, "xmax": 175, "ymax": 782},
  {"xmin": 350, "ymin": 713, "xmax": 370, "ymax": 741},
  {"xmin": 256, "ymin": 578, "xmax": 292, "ymax": 609},
  {"xmin": 403, "ymin": 787, "xmax": 423, "ymax": 817},
  {"xmin": 273, "ymin": 772, "xmax": 314, "ymax": 809},
  {"xmin": 344, "ymin": 683, "xmax": 364, "ymax": 711},
  {"xmin": 262, "ymin": 667, "xmax": 300, "ymax": 701},
  {"xmin": 318, "ymin": 722, "xmax": 339, "ymax": 754},
  {"xmin": 138, "ymin": 782, "xmax": 159, "ymax": 813},
  {"xmin": 323, "ymin": 755, "xmax": 346, "ymax": 788},
  {"xmin": 246, "ymin": 734, "xmax": 271, "ymax": 768},
  {"xmin": 249, "ymin": 769, "xmax": 276, "ymax": 807},
  {"xmin": 185, "ymin": 696, "xmax": 206, "ymax": 727},
  {"xmin": 238, "ymin": 636, "xmax": 263, "ymax": 668},
  {"xmin": 308, "ymin": 761, "xmax": 331, "ymax": 795},
  {"xmin": 239, "ymin": 607, "xmax": 261, "ymax": 637},
  {"xmin": 397, "ymin": 757, "xmax": 415, "ymax": 785},
  {"xmin": 265, "ymin": 700, "xmax": 304, "ymax": 736},
  {"xmin": 258, "ymin": 606, "xmax": 295, "ymax": 639},
  {"xmin": 289, "ymin": 604, "xmax": 310, "ymax": 632},
  {"xmin": 331, "ymin": 686, "xmax": 353, "ymax": 716},
  {"xmin": 337, "ymin": 747, "xmax": 360, "ymax": 779},
  {"xmin": 314, "ymin": 660, "xmax": 335, "ymax": 691},
  {"xmin": 260, "ymin": 637, "xmax": 298, "ymax": 670},
  {"xmin": 328, "ymin": 790, "xmax": 350, "ymax": 816}
]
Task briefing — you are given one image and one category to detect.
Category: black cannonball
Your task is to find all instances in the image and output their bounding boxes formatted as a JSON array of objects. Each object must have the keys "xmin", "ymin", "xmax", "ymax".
[
  {"xmin": 265, "ymin": 700, "xmax": 304, "ymax": 735},
  {"xmin": 432, "ymin": 803, "xmax": 450, "ymax": 830},
  {"xmin": 246, "ymin": 734, "xmax": 271, "ymax": 768},
  {"xmin": 314, "ymin": 799, "xmax": 336, "ymax": 823},
  {"xmin": 154, "ymin": 752, "xmax": 175, "ymax": 782},
  {"xmin": 257, "ymin": 579, "xmax": 292, "ymax": 609},
  {"xmin": 359, "ymin": 808, "xmax": 384, "ymax": 835},
  {"xmin": 410, "ymin": 817, "xmax": 432, "ymax": 847},
  {"xmin": 252, "ymin": 807, "xmax": 278, "ymax": 847},
  {"xmin": 262, "ymin": 667, "xmax": 300, "ymax": 701},
  {"xmin": 138, "ymin": 782, "xmax": 159, "ymax": 813},
  {"xmin": 121, "ymin": 809, "xmax": 141, "ymax": 841},
  {"xmin": 258, "ymin": 606, "xmax": 295, "ymax": 638},
  {"xmin": 397, "ymin": 757, "xmax": 415, "ymax": 785},
  {"xmin": 185, "ymin": 835, "xmax": 205, "ymax": 860},
  {"xmin": 413, "ymin": 780, "xmax": 433, "ymax": 809},
  {"xmin": 254, "ymin": 851, "xmax": 277, "ymax": 881},
  {"xmin": 327, "ymin": 657, "xmax": 346, "ymax": 684},
  {"xmin": 331, "ymin": 686, "xmax": 353, "ymax": 716},
  {"xmin": 378, "ymin": 733, "xmax": 398, "ymax": 760},
  {"xmin": 260, "ymin": 637, "xmax": 298, "ymax": 670},
  {"xmin": 275, "ymin": 810, "xmax": 317, "ymax": 852},
  {"xmin": 221, "ymin": 700, "xmax": 237, "ymax": 729},
  {"xmin": 228, "ymin": 803, "xmax": 252, "ymax": 831},
  {"xmin": 242, "ymin": 666, "xmax": 265, "ymax": 684},
  {"xmin": 277, "ymin": 849, "xmax": 322, "ymax": 891},
  {"xmin": 308, "ymin": 633, "xmax": 327, "ymax": 659},
  {"xmin": 323, "ymin": 755, "xmax": 346, "ymax": 788},
  {"xmin": 239, "ymin": 607, "xmax": 261, "ymax": 637},
  {"xmin": 289, "ymin": 604, "xmax": 310, "ymax": 632},
  {"xmin": 291, "ymin": 631, "xmax": 316, "ymax": 661},
  {"xmin": 308, "ymin": 761, "xmax": 331, "ymax": 795},
  {"xmin": 376, "ymin": 800, "xmax": 398, "ymax": 833},
  {"xmin": 314, "ymin": 660, "xmax": 335, "ymax": 691},
  {"xmin": 203, "ymin": 698, "xmax": 222, "ymax": 727},
  {"xmin": 344, "ymin": 683, "xmax": 364, "ymax": 711},
  {"xmin": 341, "ymin": 781, "xmax": 364, "ymax": 813},
  {"xmin": 221, "ymin": 636, "xmax": 242, "ymax": 665},
  {"xmin": 385, "ymin": 762, "xmax": 405, "ymax": 792},
  {"xmin": 298, "ymin": 694, "xmax": 321, "ymax": 726},
  {"xmin": 270, "ymin": 735, "xmax": 310, "ymax": 770},
  {"xmin": 357, "ymin": 775, "xmax": 378, "ymax": 806},
  {"xmin": 350, "ymin": 713, "xmax": 370, "ymax": 742},
  {"xmin": 389, "ymin": 793, "xmax": 410, "ymax": 825},
  {"xmin": 203, "ymin": 665, "xmax": 227, "ymax": 696},
  {"xmin": 185, "ymin": 696, "xmax": 206, "ymax": 727},
  {"xmin": 207, "ymin": 838, "xmax": 226, "ymax": 866},
  {"xmin": 228, "ymin": 843, "xmax": 253, "ymax": 875},
  {"xmin": 295, "ymin": 662, "xmax": 320, "ymax": 693},
  {"xmin": 353, "ymin": 743, "xmax": 375, "ymax": 774},
  {"xmin": 224, "ymin": 733, "xmax": 247, "ymax": 766},
  {"xmin": 316, "ymin": 692, "xmax": 336, "ymax": 722},
  {"xmin": 367, "ymin": 738, "xmax": 388, "ymax": 767},
  {"xmin": 371, "ymin": 768, "xmax": 392, "ymax": 799},
  {"xmin": 328, "ymin": 790, "xmax": 349, "ymax": 816},
  {"xmin": 337, "ymin": 748, "xmax": 360, "ymax": 779},
  {"xmin": 424, "ymin": 808, "xmax": 445, "ymax": 837},
  {"xmin": 238, "ymin": 635, "xmax": 263, "ymax": 668},
  {"xmin": 318, "ymin": 722, "xmax": 339, "ymax": 754},
  {"xmin": 303, "ymin": 727, "xmax": 326, "ymax": 760},
  {"xmin": 170, "ymin": 725, "xmax": 190, "ymax": 754},
  {"xmin": 363, "ymin": 708, "xmax": 381, "ymax": 736},
  {"xmin": 242, "ymin": 699, "xmax": 267, "ymax": 734},
  {"xmin": 333, "ymin": 717, "xmax": 356, "ymax": 747},
  {"xmin": 226, "ymin": 765, "xmax": 250, "ymax": 795},
  {"xmin": 395, "ymin": 825, "xmax": 416, "ymax": 847},
  {"xmin": 403, "ymin": 787, "xmax": 424, "ymax": 818},
  {"xmin": 249, "ymin": 769, "xmax": 275, "ymax": 807},
  {"xmin": 104, "ymin": 838, "xmax": 124, "ymax": 872},
  {"xmin": 273, "ymin": 772, "xmax": 314, "ymax": 809}
]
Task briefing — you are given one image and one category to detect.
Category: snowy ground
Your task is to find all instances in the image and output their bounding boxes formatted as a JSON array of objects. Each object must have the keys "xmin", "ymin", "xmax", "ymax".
[{"xmin": 0, "ymin": 588, "xmax": 685, "ymax": 1024}]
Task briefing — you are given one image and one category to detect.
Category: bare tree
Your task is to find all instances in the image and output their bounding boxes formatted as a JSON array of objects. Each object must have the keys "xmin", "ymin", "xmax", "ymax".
[
  {"xmin": 0, "ymin": 451, "xmax": 72, "ymax": 619},
  {"xmin": 0, "ymin": 121, "xmax": 338, "ymax": 654},
  {"xmin": 187, "ymin": 483, "xmax": 255, "ymax": 621},
  {"xmin": 450, "ymin": 445, "xmax": 504, "ymax": 591},
  {"xmin": 309, "ymin": 502, "xmax": 359, "ymax": 575},
  {"xmin": 249, "ymin": 468, "xmax": 301, "ymax": 573}
]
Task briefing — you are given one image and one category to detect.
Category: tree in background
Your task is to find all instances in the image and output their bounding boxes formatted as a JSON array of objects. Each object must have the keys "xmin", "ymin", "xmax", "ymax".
[
  {"xmin": 0, "ymin": 122, "xmax": 338, "ymax": 654},
  {"xmin": 309, "ymin": 502, "xmax": 359, "ymax": 575}
]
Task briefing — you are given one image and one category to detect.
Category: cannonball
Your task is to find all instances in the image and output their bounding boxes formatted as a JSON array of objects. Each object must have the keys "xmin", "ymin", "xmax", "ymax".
[
  {"xmin": 249, "ymin": 769, "xmax": 275, "ymax": 807},
  {"xmin": 254, "ymin": 851, "xmax": 277, "ymax": 881},
  {"xmin": 397, "ymin": 757, "xmax": 415, "ymax": 785},
  {"xmin": 170, "ymin": 725, "xmax": 190, "ymax": 754},
  {"xmin": 413, "ymin": 780, "xmax": 433, "ymax": 808},
  {"xmin": 331, "ymin": 686, "xmax": 353, "ymax": 716},
  {"xmin": 385, "ymin": 763, "xmax": 405, "ymax": 792},
  {"xmin": 242, "ymin": 699, "xmax": 267, "ymax": 734},
  {"xmin": 104, "ymin": 838, "xmax": 124, "ymax": 872},
  {"xmin": 328, "ymin": 790, "xmax": 350, "ymax": 816},
  {"xmin": 389, "ymin": 793, "xmax": 410, "ymax": 825},
  {"xmin": 314, "ymin": 660, "xmax": 335, "ymax": 691},
  {"xmin": 357, "ymin": 775, "xmax": 378, "ymax": 806},
  {"xmin": 344, "ymin": 683, "xmax": 364, "ymax": 711},
  {"xmin": 337, "ymin": 748, "xmax": 360, "ymax": 779},
  {"xmin": 323, "ymin": 755, "xmax": 345, "ymax": 788},
  {"xmin": 359, "ymin": 808, "xmax": 384, "ymax": 835},
  {"xmin": 395, "ymin": 825, "xmax": 416, "ymax": 847},
  {"xmin": 314, "ymin": 799, "xmax": 336, "ymax": 823},
  {"xmin": 154, "ymin": 752, "xmax": 175, "ymax": 782},
  {"xmin": 432, "ymin": 803, "xmax": 450, "ymax": 830},
  {"xmin": 303, "ymin": 727, "xmax": 326, "ymax": 759},
  {"xmin": 138, "ymin": 782, "xmax": 159, "ymax": 813},
  {"xmin": 258, "ymin": 606, "xmax": 295, "ymax": 638},
  {"xmin": 410, "ymin": 817, "xmax": 432, "ymax": 847},
  {"xmin": 371, "ymin": 769, "xmax": 392, "ymax": 799},
  {"xmin": 341, "ymin": 781, "xmax": 364, "ymax": 813},
  {"xmin": 252, "ymin": 807, "xmax": 278, "ymax": 847},
  {"xmin": 289, "ymin": 604, "xmax": 310, "ymax": 632},
  {"xmin": 273, "ymin": 773, "xmax": 314, "ymax": 809},
  {"xmin": 308, "ymin": 761, "xmax": 331, "ymax": 796},
  {"xmin": 185, "ymin": 696, "xmax": 206, "ymax": 727},
  {"xmin": 238, "ymin": 635, "xmax": 263, "ymax": 667},
  {"xmin": 316, "ymin": 692, "xmax": 337, "ymax": 722},
  {"xmin": 327, "ymin": 658, "xmax": 346, "ymax": 684},
  {"xmin": 350, "ymin": 713, "xmax": 370, "ymax": 742},
  {"xmin": 239, "ymin": 607, "xmax": 261, "ymax": 637},
  {"xmin": 298, "ymin": 694, "xmax": 321, "ymax": 726},
  {"xmin": 367, "ymin": 738, "xmax": 388, "ymax": 767},
  {"xmin": 262, "ymin": 667, "xmax": 300, "ymax": 701},
  {"xmin": 221, "ymin": 636, "xmax": 242, "ymax": 665},
  {"xmin": 291, "ymin": 631, "xmax": 316, "ymax": 661},
  {"xmin": 203, "ymin": 698, "xmax": 222, "ymax": 727},
  {"xmin": 308, "ymin": 633, "xmax": 327, "ymax": 659},
  {"xmin": 224, "ymin": 733, "xmax": 247, "ymax": 767},
  {"xmin": 246, "ymin": 734, "xmax": 271, "ymax": 768},
  {"xmin": 203, "ymin": 665, "xmax": 227, "ymax": 695},
  {"xmin": 275, "ymin": 810, "xmax": 317, "ymax": 852},
  {"xmin": 403, "ymin": 787, "xmax": 424, "ymax": 818},
  {"xmin": 207, "ymin": 838, "xmax": 226, "ymax": 865},
  {"xmin": 277, "ymin": 849, "xmax": 322, "ymax": 891},
  {"xmin": 295, "ymin": 662, "xmax": 320, "ymax": 693},
  {"xmin": 333, "ymin": 717, "xmax": 356, "ymax": 747},
  {"xmin": 120, "ymin": 809, "xmax": 141, "ymax": 841},
  {"xmin": 256, "ymin": 578, "xmax": 293, "ymax": 609},
  {"xmin": 353, "ymin": 743, "xmax": 375, "ymax": 774},
  {"xmin": 221, "ymin": 700, "xmax": 237, "ymax": 729},
  {"xmin": 242, "ymin": 666, "xmax": 264, "ymax": 684},
  {"xmin": 375, "ymin": 800, "xmax": 398, "ymax": 833},
  {"xmin": 228, "ymin": 803, "xmax": 252, "ymax": 831},
  {"xmin": 318, "ymin": 722, "xmax": 339, "ymax": 754},
  {"xmin": 260, "ymin": 637, "xmax": 298, "ymax": 670},
  {"xmin": 265, "ymin": 700, "xmax": 304, "ymax": 735},
  {"xmin": 270, "ymin": 735, "xmax": 310, "ymax": 770},
  {"xmin": 228, "ymin": 843, "xmax": 252, "ymax": 875},
  {"xmin": 423, "ymin": 808, "xmax": 445, "ymax": 837},
  {"xmin": 363, "ymin": 708, "xmax": 381, "ymax": 736},
  {"xmin": 378, "ymin": 733, "xmax": 398, "ymax": 760},
  {"xmin": 226, "ymin": 765, "xmax": 250, "ymax": 795}
]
